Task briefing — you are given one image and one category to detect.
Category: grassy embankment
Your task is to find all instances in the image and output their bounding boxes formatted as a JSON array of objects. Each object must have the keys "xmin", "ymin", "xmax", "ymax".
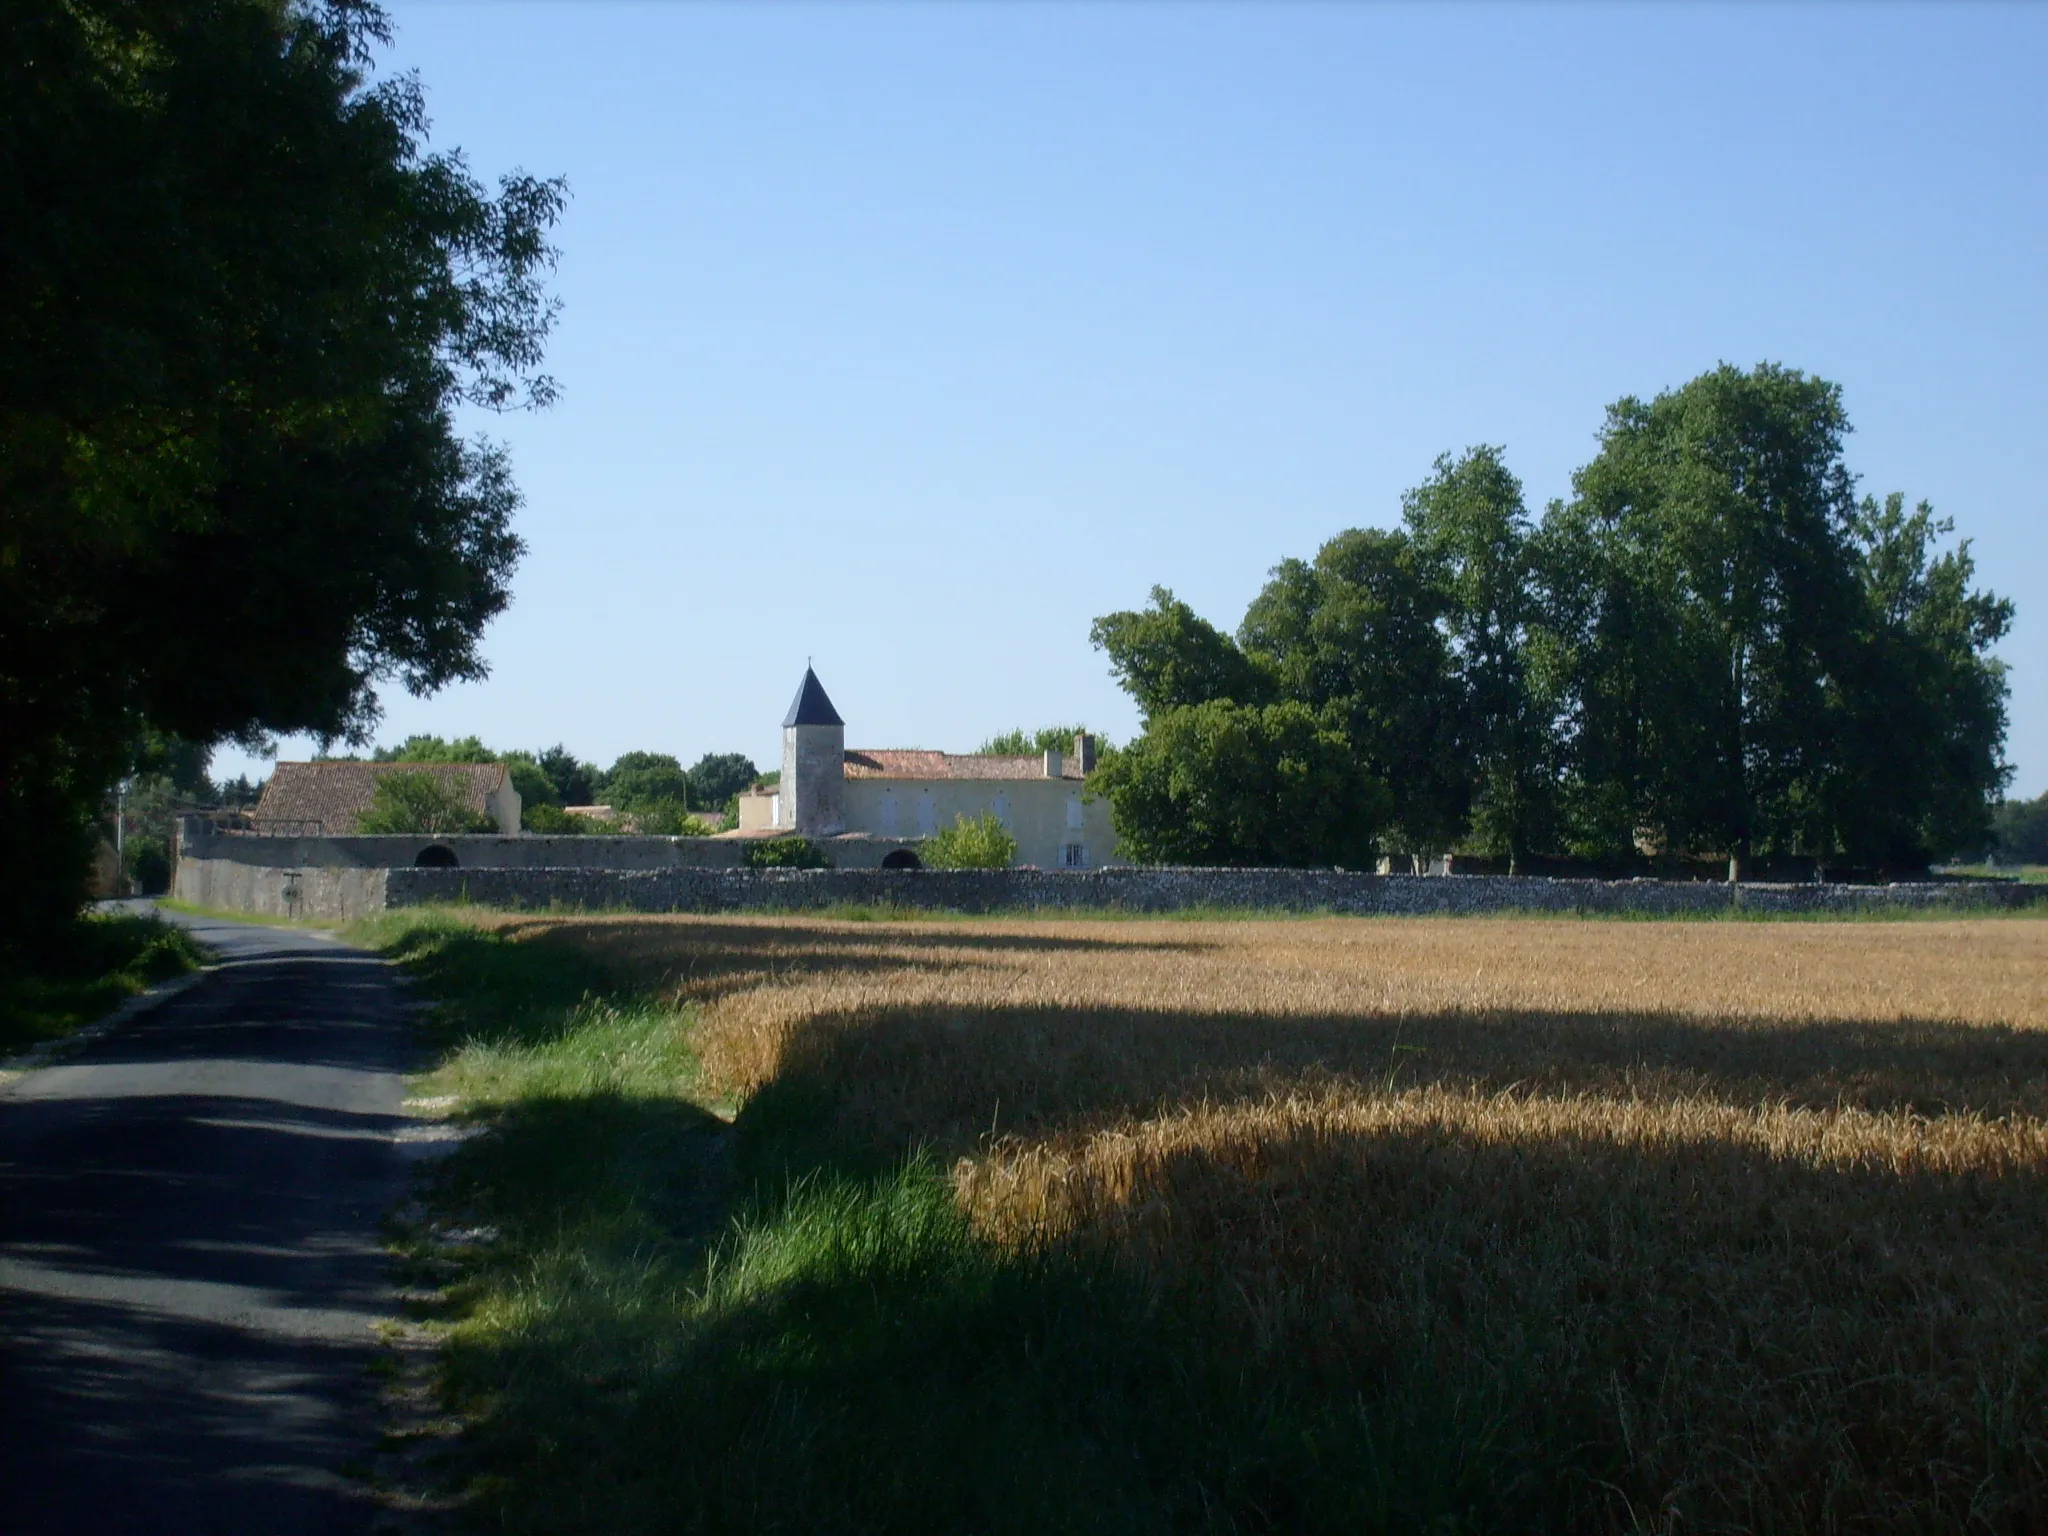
[
  {"xmin": 375, "ymin": 908, "xmax": 2048, "ymax": 1534},
  {"xmin": 0, "ymin": 909, "xmax": 208, "ymax": 1055}
]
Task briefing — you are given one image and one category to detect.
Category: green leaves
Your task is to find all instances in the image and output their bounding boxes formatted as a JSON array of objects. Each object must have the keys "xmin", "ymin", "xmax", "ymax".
[
  {"xmin": 1093, "ymin": 700, "xmax": 1387, "ymax": 868},
  {"xmin": 1089, "ymin": 588, "xmax": 1272, "ymax": 720},
  {"xmin": 0, "ymin": 0, "xmax": 563, "ymax": 939},
  {"xmin": 1093, "ymin": 365, "xmax": 2011, "ymax": 873},
  {"xmin": 921, "ymin": 813, "xmax": 1020, "ymax": 870},
  {"xmin": 356, "ymin": 771, "xmax": 497, "ymax": 835}
]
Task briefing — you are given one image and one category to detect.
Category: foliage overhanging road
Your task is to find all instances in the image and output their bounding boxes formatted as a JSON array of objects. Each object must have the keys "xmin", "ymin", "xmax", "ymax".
[{"xmin": 0, "ymin": 909, "xmax": 414, "ymax": 1534}]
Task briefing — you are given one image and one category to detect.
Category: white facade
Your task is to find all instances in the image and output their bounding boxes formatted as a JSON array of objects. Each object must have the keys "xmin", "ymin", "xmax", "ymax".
[{"xmin": 735, "ymin": 672, "xmax": 1118, "ymax": 867}]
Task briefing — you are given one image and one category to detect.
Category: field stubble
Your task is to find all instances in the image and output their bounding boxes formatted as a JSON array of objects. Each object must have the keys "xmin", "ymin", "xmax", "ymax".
[{"xmin": 480, "ymin": 912, "xmax": 2048, "ymax": 1530}]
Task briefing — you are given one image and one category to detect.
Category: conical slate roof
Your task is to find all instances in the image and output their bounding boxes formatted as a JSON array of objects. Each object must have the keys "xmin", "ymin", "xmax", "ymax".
[{"xmin": 782, "ymin": 667, "xmax": 844, "ymax": 728}]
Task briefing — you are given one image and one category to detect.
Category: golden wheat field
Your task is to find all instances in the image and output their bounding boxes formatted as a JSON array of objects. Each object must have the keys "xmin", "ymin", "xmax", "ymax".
[{"xmin": 497, "ymin": 911, "xmax": 2048, "ymax": 1529}]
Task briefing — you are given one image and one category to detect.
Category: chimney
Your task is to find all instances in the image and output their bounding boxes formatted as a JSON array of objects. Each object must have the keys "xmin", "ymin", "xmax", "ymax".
[
  {"xmin": 1042, "ymin": 748, "xmax": 1063, "ymax": 779},
  {"xmin": 1073, "ymin": 732, "xmax": 1097, "ymax": 774}
]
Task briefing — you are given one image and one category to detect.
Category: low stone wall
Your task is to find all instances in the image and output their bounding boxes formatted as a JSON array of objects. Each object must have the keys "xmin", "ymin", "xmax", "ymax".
[
  {"xmin": 175, "ymin": 856, "xmax": 390, "ymax": 921},
  {"xmin": 178, "ymin": 829, "xmax": 751, "ymax": 871},
  {"xmin": 377, "ymin": 866, "xmax": 2048, "ymax": 918},
  {"xmin": 176, "ymin": 828, "xmax": 927, "ymax": 873}
]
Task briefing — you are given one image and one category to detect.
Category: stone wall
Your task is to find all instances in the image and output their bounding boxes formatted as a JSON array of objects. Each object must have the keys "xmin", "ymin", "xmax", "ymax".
[
  {"xmin": 175, "ymin": 856, "xmax": 390, "ymax": 920},
  {"xmin": 176, "ymin": 827, "xmax": 933, "ymax": 874},
  {"xmin": 178, "ymin": 827, "xmax": 752, "ymax": 871},
  {"xmin": 375, "ymin": 866, "xmax": 2048, "ymax": 917},
  {"xmin": 175, "ymin": 826, "xmax": 2048, "ymax": 921}
]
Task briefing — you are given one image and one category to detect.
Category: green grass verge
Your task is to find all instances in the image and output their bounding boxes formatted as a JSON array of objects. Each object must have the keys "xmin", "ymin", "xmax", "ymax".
[
  {"xmin": 158, "ymin": 897, "xmax": 349, "ymax": 929},
  {"xmin": 1938, "ymin": 863, "xmax": 2048, "ymax": 884},
  {"xmin": 371, "ymin": 910, "xmax": 1559, "ymax": 1534},
  {"xmin": 0, "ymin": 909, "xmax": 209, "ymax": 1055}
]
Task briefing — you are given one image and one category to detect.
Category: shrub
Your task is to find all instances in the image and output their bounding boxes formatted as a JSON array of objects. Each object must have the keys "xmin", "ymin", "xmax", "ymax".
[
  {"xmin": 744, "ymin": 837, "xmax": 832, "ymax": 870},
  {"xmin": 922, "ymin": 812, "xmax": 1018, "ymax": 869},
  {"xmin": 522, "ymin": 803, "xmax": 587, "ymax": 835},
  {"xmin": 356, "ymin": 771, "xmax": 496, "ymax": 835},
  {"xmin": 634, "ymin": 802, "xmax": 715, "ymax": 837}
]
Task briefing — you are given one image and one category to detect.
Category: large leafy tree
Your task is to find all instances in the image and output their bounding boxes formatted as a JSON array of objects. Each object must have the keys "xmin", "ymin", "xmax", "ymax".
[
  {"xmin": 600, "ymin": 752, "xmax": 692, "ymax": 814},
  {"xmin": 1092, "ymin": 700, "xmax": 1387, "ymax": 868},
  {"xmin": 1827, "ymin": 494, "xmax": 2010, "ymax": 864},
  {"xmin": 0, "ymin": 0, "xmax": 563, "ymax": 939},
  {"xmin": 686, "ymin": 752, "xmax": 761, "ymax": 811},
  {"xmin": 1089, "ymin": 587, "xmax": 1271, "ymax": 721},
  {"xmin": 1545, "ymin": 364, "xmax": 1866, "ymax": 875},
  {"xmin": 1238, "ymin": 528, "xmax": 1468, "ymax": 858},
  {"xmin": 1542, "ymin": 364, "xmax": 2008, "ymax": 873},
  {"xmin": 523, "ymin": 744, "xmax": 596, "ymax": 808},
  {"xmin": 1402, "ymin": 448, "xmax": 1557, "ymax": 870}
]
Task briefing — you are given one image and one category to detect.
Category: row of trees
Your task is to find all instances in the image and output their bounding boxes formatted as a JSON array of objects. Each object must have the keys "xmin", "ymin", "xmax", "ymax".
[{"xmin": 1091, "ymin": 364, "xmax": 2013, "ymax": 875}]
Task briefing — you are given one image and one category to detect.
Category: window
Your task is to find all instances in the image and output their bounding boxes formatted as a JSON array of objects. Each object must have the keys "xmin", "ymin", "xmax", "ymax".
[{"xmin": 1059, "ymin": 842, "xmax": 1086, "ymax": 869}]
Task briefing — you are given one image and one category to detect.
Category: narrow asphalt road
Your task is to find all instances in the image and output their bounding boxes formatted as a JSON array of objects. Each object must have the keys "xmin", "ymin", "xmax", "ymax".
[{"xmin": 0, "ymin": 908, "xmax": 415, "ymax": 1533}]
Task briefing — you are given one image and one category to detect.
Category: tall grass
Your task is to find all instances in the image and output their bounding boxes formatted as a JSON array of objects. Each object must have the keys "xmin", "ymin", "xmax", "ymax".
[
  {"xmin": 0, "ymin": 908, "xmax": 207, "ymax": 1053},
  {"xmin": 380, "ymin": 909, "xmax": 2048, "ymax": 1532}
]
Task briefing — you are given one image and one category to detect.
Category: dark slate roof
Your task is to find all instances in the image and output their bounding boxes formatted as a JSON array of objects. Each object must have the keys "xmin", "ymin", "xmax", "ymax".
[{"xmin": 783, "ymin": 667, "xmax": 844, "ymax": 728}]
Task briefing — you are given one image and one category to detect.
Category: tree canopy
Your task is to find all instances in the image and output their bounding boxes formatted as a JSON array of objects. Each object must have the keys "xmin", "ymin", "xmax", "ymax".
[
  {"xmin": 976, "ymin": 727, "xmax": 1097, "ymax": 757},
  {"xmin": 1, "ymin": 0, "xmax": 565, "ymax": 940},
  {"xmin": 1093, "ymin": 365, "xmax": 2011, "ymax": 874},
  {"xmin": 686, "ymin": 753, "xmax": 760, "ymax": 811},
  {"xmin": 1092, "ymin": 700, "xmax": 1386, "ymax": 868},
  {"xmin": 600, "ymin": 752, "xmax": 692, "ymax": 814},
  {"xmin": 374, "ymin": 735, "xmax": 498, "ymax": 765}
]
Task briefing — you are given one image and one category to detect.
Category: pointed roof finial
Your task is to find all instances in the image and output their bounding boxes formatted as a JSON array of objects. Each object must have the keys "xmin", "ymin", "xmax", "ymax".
[{"xmin": 783, "ymin": 666, "xmax": 844, "ymax": 728}]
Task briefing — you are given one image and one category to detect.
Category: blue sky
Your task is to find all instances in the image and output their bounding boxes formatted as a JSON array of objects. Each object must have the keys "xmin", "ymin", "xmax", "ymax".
[{"xmin": 223, "ymin": 1, "xmax": 2048, "ymax": 794}]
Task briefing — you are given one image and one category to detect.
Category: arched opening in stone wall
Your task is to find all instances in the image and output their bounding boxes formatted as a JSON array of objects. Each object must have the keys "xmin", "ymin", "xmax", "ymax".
[
  {"xmin": 415, "ymin": 844, "xmax": 460, "ymax": 869},
  {"xmin": 881, "ymin": 849, "xmax": 922, "ymax": 871}
]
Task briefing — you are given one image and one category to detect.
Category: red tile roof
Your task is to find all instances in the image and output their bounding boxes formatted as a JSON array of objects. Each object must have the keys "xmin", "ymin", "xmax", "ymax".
[
  {"xmin": 843, "ymin": 750, "xmax": 1086, "ymax": 782},
  {"xmin": 252, "ymin": 761, "xmax": 508, "ymax": 834}
]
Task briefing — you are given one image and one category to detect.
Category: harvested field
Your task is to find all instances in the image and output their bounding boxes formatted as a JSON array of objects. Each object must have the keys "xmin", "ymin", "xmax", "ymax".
[{"xmin": 477, "ymin": 912, "xmax": 2048, "ymax": 1530}]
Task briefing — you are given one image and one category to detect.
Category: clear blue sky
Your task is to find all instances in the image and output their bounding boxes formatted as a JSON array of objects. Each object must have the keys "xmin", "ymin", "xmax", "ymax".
[{"xmin": 222, "ymin": 1, "xmax": 2048, "ymax": 795}]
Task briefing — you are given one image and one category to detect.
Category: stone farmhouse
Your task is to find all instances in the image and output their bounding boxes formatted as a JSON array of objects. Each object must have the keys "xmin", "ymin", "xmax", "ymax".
[
  {"xmin": 736, "ymin": 669, "xmax": 1118, "ymax": 869},
  {"xmin": 251, "ymin": 761, "xmax": 522, "ymax": 836}
]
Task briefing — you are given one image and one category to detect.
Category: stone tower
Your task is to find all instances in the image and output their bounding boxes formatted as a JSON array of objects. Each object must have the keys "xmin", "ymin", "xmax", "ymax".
[{"xmin": 779, "ymin": 667, "xmax": 845, "ymax": 835}]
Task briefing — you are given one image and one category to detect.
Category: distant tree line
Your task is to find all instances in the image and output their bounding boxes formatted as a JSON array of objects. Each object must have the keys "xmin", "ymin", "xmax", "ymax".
[
  {"xmin": 351, "ymin": 736, "xmax": 759, "ymax": 834},
  {"xmin": 1991, "ymin": 794, "xmax": 2048, "ymax": 867},
  {"xmin": 1092, "ymin": 364, "xmax": 2013, "ymax": 876},
  {"xmin": 976, "ymin": 726, "xmax": 1096, "ymax": 757}
]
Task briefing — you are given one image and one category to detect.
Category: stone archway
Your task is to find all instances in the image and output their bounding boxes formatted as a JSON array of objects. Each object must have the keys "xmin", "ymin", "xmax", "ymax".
[
  {"xmin": 880, "ymin": 848, "xmax": 922, "ymax": 871},
  {"xmin": 415, "ymin": 844, "xmax": 460, "ymax": 868}
]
